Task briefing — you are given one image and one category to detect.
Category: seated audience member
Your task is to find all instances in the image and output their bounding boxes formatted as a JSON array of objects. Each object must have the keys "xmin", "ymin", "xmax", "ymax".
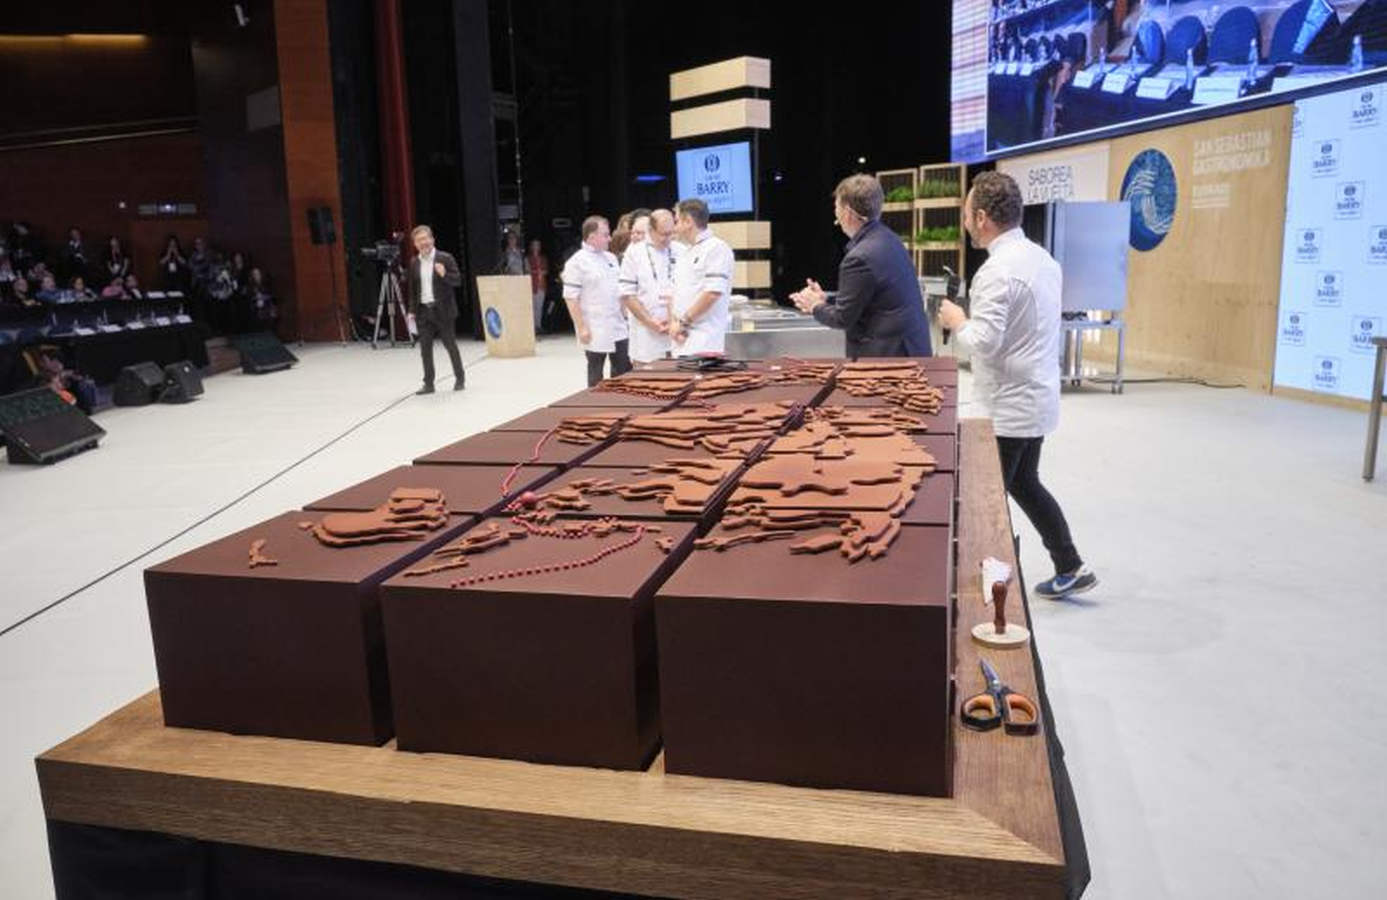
[
  {"xmin": 70, "ymin": 276, "xmax": 97, "ymax": 301},
  {"xmin": 229, "ymin": 251, "xmax": 248, "ymax": 294},
  {"xmin": 123, "ymin": 273, "xmax": 144, "ymax": 300},
  {"xmin": 100, "ymin": 276, "xmax": 128, "ymax": 299},
  {"xmin": 103, "ymin": 236, "xmax": 131, "ymax": 281},
  {"xmin": 158, "ymin": 236, "xmax": 189, "ymax": 291},
  {"xmin": 27, "ymin": 261, "xmax": 53, "ymax": 286},
  {"xmin": 0, "ymin": 250, "xmax": 16, "ymax": 288},
  {"xmin": 36, "ymin": 274, "xmax": 62, "ymax": 302},
  {"xmin": 7, "ymin": 221, "xmax": 41, "ymax": 272},
  {"xmin": 10, "ymin": 277, "xmax": 39, "ymax": 308},
  {"xmin": 34, "ymin": 351, "xmax": 97, "ymax": 414},
  {"xmin": 59, "ymin": 227, "xmax": 90, "ymax": 284}
]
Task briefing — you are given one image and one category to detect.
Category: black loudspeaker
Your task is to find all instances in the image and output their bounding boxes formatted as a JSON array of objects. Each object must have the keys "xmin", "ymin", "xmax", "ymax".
[
  {"xmin": 0, "ymin": 387, "xmax": 105, "ymax": 464},
  {"xmin": 161, "ymin": 361, "xmax": 205, "ymax": 403},
  {"xmin": 114, "ymin": 361, "xmax": 166, "ymax": 406},
  {"xmin": 234, "ymin": 332, "xmax": 299, "ymax": 374},
  {"xmin": 307, "ymin": 206, "xmax": 336, "ymax": 245}
]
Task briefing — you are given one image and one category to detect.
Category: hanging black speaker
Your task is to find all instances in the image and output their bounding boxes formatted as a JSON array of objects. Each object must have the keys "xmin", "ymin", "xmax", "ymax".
[{"xmin": 308, "ymin": 206, "xmax": 336, "ymax": 245}]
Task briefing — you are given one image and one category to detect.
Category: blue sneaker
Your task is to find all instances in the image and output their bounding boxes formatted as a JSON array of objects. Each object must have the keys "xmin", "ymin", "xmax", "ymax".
[{"xmin": 1034, "ymin": 565, "xmax": 1098, "ymax": 600}]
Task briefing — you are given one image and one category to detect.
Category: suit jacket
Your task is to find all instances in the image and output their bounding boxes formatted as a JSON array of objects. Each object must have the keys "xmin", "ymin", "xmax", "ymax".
[
  {"xmin": 812, "ymin": 220, "xmax": 933, "ymax": 358},
  {"xmin": 407, "ymin": 250, "xmax": 464, "ymax": 319}
]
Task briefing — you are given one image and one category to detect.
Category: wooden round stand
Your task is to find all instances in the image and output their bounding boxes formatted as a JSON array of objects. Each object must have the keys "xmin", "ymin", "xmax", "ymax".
[{"xmin": 970, "ymin": 621, "xmax": 1030, "ymax": 648}]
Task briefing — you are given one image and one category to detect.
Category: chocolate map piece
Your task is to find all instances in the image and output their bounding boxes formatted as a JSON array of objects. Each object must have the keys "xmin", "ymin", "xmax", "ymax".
[
  {"xmin": 247, "ymin": 539, "xmax": 278, "ymax": 568},
  {"xmin": 427, "ymin": 514, "xmax": 655, "ymax": 588},
  {"xmin": 613, "ymin": 403, "xmax": 792, "ymax": 455},
  {"xmin": 309, "ymin": 488, "xmax": 450, "ymax": 548},
  {"xmin": 832, "ymin": 361, "xmax": 945, "ymax": 415},
  {"xmin": 680, "ymin": 361, "xmax": 838, "ymax": 402},
  {"xmin": 554, "ymin": 412, "xmax": 627, "ymax": 445},
  {"xmin": 513, "ymin": 458, "xmax": 739, "ymax": 516},
  {"xmin": 593, "ymin": 376, "xmax": 690, "ymax": 401}
]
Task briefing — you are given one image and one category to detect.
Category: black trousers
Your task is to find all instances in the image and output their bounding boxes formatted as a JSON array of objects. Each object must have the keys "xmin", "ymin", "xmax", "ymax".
[
  {"xmin": 585, "ymin": 340, "xmax": 631, "ymax": 387},
  {"xmin": 996, "ymin": 436, "xmax": 1083, "ymax": 576},
  {"xmin": 417, "ymin": 307, "xmax": 464, "ymax": 387}
]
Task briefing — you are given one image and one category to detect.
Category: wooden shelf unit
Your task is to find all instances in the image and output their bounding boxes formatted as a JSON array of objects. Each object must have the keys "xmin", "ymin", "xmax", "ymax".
[
  {"xmin": 913, "ymin": 162, "xmax": 969, "ymax": 280},
  {"xmin": 876, "ymin": 167, "xmax": 918, "ymax": 253}
]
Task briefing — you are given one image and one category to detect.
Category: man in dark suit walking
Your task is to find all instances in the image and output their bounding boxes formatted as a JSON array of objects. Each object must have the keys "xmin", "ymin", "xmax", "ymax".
[
  {"xmin": 407, "ymin": 225, "xmax": 466, "ymax": 394},
  {"xmin": 789, "ymin": 174, "xmax": 932, "ymax": 359}
]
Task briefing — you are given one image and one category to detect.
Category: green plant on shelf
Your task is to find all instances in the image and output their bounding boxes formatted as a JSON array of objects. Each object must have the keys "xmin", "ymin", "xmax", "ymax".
[
  {"xmin": 884, "ymin": 186, "xmax": 916, "ymax": 204},
  {"xmin": 916, "ymin": 179, "xmax": 960, "ymax": 199},
  {"xmin": 913, "ymin": 225, "xmax": 961, "ymax": 244}
]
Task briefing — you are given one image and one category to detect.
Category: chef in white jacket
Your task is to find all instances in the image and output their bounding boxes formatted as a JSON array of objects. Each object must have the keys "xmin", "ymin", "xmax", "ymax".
[
  {"xmin": 939, "ymin": 171, "xmax": 1097, "ymax": 601},
  {"xmin": 562, "ymin": 215, "xmax": 630, "ymax": 386},
  {"xmin": 619, "ymin": 209, "xmax": 676, "ymax": 363},
  {"xmin": 670, "ymin": 198, "xmax": 734, "ymax": 357}
]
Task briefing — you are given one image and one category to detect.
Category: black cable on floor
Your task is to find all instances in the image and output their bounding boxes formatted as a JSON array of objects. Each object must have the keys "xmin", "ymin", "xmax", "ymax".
[{"xmin": 0, "ymin": 350, "xmax": 489, "ymax": 641}]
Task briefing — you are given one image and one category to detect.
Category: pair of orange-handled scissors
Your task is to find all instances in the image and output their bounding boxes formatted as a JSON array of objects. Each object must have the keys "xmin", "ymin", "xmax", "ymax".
[{"xmin": 960, "ymin": 658, "xmax": 1039, "ymax": 735}]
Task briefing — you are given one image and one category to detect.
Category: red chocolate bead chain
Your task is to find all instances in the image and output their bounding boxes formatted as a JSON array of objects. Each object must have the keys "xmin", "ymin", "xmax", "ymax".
[
  {"xmin": 448, "ymin": 523, "xmax": 649, "ymax": 588},
  {"xmin": 499, "ymin": 425, "xmax": 559, "ymax": 498}
]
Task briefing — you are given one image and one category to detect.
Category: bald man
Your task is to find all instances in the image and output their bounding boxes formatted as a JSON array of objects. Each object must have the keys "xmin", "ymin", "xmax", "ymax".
[{"xmin": 619, "ymin": 209, "xmax": 676, "ymax": 362}]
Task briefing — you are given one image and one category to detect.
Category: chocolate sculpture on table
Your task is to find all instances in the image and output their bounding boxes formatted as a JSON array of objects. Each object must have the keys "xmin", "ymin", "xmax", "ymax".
[{"xmin": 307, "ymin": 488, "xmax": 450, "ymax": 548}]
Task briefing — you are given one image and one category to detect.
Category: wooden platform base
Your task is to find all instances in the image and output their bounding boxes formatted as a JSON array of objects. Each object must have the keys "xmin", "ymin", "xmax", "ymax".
[{"xmin": 36, "ymin": 420, "xmax": 1072, "ymax": 899}]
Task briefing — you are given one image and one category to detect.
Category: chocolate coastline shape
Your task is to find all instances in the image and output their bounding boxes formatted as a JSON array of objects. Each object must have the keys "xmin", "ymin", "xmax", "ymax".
[
  {"xmin": 305, "ymin": 464, "xmax": 560, "ymax": 517},
  {"xmin": 513, "ymin": 460, "xmax": 743, "ymax": 524},
  {"xmin": 549, "ymin": 387, "xmax": 673, "ymax": 408},
  {"xmin": 309, "ymin": 488, "xmax": 450, "ymax": 547},
  {"xmin": 492, "ymin": 406, "xmax": 630, "ymax": 433},
  {"xmin": 656, "ymin": 523, "xmax": 952, "ymax": 795},
  {"xmin": 381, "ymin": 517, "xmax": 698, "ymax": 769},
  {"xmin": 414, "ymin": 429, "xmax": 600, "ymax": 468},
  {"xmin": 145, "ymin": 511, "xmax": 475, "ymax": 746}
]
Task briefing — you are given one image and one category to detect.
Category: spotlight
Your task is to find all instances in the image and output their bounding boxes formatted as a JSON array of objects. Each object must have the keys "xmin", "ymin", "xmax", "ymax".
[{"xmin": 233, "ymin": 3, "xmax": 250, "ymax": 27}]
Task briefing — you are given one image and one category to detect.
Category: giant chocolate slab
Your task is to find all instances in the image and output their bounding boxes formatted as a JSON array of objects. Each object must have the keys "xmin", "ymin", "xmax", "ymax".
[
  {"xmin": 145, "ymin": 511, "xmax": 473, "ymax": 745},
  {"xmin": 912, "ymin": 433, "xmax": 958, "ymax": 472},
  {"xmin": 414, "ymin": 430, "xmax": 599, "ymax": 468},
  {"xmin": 656, "ymin": 523, "xmax": 952, "ymax": 795},
  {"xmin": 304, "ymin": 464, "xmax": 559, "ymax": 517},
  {"xmin": 381, "ymin": 518, "xmax": 698, "ymax": 769},
  {"xmin": 491, "ymin": 406, "xmax": 630, "ymax": 433}
]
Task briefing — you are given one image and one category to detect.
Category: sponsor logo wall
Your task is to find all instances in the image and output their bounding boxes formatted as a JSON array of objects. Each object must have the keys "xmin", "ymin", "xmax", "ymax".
[{"xmin": 1275, "ymin": 80, "xmax": 1387, "ymax": 401}]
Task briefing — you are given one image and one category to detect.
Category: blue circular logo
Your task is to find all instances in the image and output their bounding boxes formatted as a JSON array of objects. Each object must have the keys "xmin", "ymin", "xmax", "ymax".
[
  {"xmin": 703, "ymin": 153, "xmax": 721, "ymax": 173},
  {"xmin": 1120, "ymin": 149, "xmax": 1177, "ymax": 252},
  {"xmin": 484, "ymin": 307, "xmax": 503, "ymax": 339}
]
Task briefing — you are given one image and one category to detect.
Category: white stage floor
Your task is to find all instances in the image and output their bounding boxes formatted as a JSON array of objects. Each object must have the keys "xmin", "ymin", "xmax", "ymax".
[{"xmin": 1, "ymin": 337, "xmax": 1384, "ymax": 898}]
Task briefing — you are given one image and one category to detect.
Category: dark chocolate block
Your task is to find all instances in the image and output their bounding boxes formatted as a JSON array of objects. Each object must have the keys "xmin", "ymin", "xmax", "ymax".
[
  {"xmin": 414, "ymin": 430, "xmax": 600, "ymax": 468},
  {"xmin": 491, "ymin": 406, "xmax": 630, "ymax": 432},
  {"xmin": 656, "ymin": 524, "xmax": 953, "ymax": 795},
  {"xmin": 913, "ymin": 434, "xmax": 958, "ymax": 473},
  {"xmin": 145, "ymin": 511, "xmax": 473, "ymax": 745},
  {"xmin": 381, "ymin": 518, "xmax": 698, "ymax": 768},
  {"xmin": 304, "ymin": 464, "xmax": 559, "ymax": 517}
]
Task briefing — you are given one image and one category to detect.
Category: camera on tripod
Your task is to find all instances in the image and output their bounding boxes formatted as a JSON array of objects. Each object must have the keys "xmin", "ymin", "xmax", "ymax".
[{"xmin": 360, "ymin": 234, "xmax": 404, "ymax": 269}]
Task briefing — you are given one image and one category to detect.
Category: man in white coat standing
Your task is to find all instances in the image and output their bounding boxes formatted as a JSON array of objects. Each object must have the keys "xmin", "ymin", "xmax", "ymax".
[
  {"xmin": 669, "ymin": 198, "xmax": 734, "ymax": 357},
  {"xmin": 562, "ymin": 216, "xmax": 630, "ymax": 386},
  {"xmin": 939, "ymin": 171, "xmax": 1097, "ymax": 600},
  {"xmin": 619, "ymin": 209, "xmax": 676, "ymax": 363}
]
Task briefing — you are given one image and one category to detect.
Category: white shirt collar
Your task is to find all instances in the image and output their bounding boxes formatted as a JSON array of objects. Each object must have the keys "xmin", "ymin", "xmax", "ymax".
[
  {"xmin": 985, "ymin": 227, "xmax": 1025, "ymax": 254},
  {"xmin": 693, "ymin": 228, "xmax": 713, "ymax": 245}
]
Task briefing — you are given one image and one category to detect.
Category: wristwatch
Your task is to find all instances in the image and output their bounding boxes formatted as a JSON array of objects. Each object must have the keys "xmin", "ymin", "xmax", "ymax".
[{"xmin": 678, "ymin": 314, "xmax": 693, "ymax": 329}]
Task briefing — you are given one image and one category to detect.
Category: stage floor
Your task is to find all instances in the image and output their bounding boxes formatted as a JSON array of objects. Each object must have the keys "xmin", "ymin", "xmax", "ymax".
[{"xmin": 2, "ymin": 337, "xmax": 1385, "ymax": 898}]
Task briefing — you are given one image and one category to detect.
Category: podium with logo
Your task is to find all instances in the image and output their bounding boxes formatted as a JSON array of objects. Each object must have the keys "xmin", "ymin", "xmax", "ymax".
[{"xmin": 475, "ymin": 275, "xmax": 535, "ymax": 358}]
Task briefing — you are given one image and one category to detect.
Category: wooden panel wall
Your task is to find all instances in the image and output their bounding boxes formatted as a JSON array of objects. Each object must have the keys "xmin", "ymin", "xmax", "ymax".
[
  {"xmin": 274, "ymin": 0, "xmax": 348, "ymax": 341},
  {"xmin": 1100, "ymin": 105, "xmax": 1293, "ymax": 390}
]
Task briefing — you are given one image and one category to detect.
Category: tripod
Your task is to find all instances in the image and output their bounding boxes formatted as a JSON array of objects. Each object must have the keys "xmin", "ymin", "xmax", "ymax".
[{"xmin": 371, "ymin": 263, "xmax": 408, "ymax": 349}]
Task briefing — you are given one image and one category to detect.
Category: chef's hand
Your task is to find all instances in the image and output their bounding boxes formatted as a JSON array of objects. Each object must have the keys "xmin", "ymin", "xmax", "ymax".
[
  {"xmin": 434, "ymin": 262, "xmax": 446, "ymax": 278},
  {"xmin": 577, "ymin": 323, "xmax": 591, "ymax": 345},
  {"xmin": 938, "ymin": 299, "xmax": 967, "ymax": 331},
  {"xmin": 789, "ymin": 279, "xmax": 827, "ymax": 314}
]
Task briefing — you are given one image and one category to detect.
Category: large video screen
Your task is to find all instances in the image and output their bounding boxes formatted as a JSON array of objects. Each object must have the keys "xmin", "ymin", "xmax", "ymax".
[
  {"xmin": 675, "ymin": 142, "xmax": 754, "ymax": 215},
  {"xmin": 951, "ymin": 0, "xmax": 1387, "ymax": 160}
]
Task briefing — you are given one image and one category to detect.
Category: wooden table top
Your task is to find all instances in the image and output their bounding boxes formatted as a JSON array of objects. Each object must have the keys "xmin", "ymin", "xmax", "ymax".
[{"xmin": 37, "ymin": 419, "xmax": 1068, "ymax": 900}]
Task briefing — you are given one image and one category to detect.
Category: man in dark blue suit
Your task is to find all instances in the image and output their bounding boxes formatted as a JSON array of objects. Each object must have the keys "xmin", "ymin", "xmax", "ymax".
[{"xmin": 790, "ymin": 174, "xmax": 933, "ymax": 358}]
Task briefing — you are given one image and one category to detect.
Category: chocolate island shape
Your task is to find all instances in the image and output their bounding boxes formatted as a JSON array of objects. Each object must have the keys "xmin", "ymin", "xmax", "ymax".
[
  {"xmin": 505, "ymin": 460, "xmax": 744, "ymax": 524},
  {"xmin": 380, "ymin": 516, "xmax": 698, "ymax": 768},
  {"xmin": 308, "ymin": 488, "xmax": 450, "ymax": 547},
  {"xmin": 491, "ymin": 406, "xmax": 629, "ymax": 434},
  {"xmin": 304, "ymin": 464, "xmax": 560, "ymax": 517},
  {"xmin": 655, "ymin": 522, "xmax": 952, "ymax": 795},
  {"xmin": 414, "ymin": 429, "xmax": 600, "ymax": 468},
  {"xmin": 549, "ymin": 386, "xmax": 672, "ymax": 408},
  {"xmin": 145, "ymin": 511, "xmax": 474, "ymax": 745}
]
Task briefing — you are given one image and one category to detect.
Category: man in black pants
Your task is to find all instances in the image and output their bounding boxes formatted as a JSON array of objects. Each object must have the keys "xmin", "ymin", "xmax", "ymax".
[
  {"xmin": 939, "ymin": 172, "xmax": 1096, "ymax": 599},
  {"xmin": 406, "ymin": 225, "xmax": 465, "ymax": 395}
]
